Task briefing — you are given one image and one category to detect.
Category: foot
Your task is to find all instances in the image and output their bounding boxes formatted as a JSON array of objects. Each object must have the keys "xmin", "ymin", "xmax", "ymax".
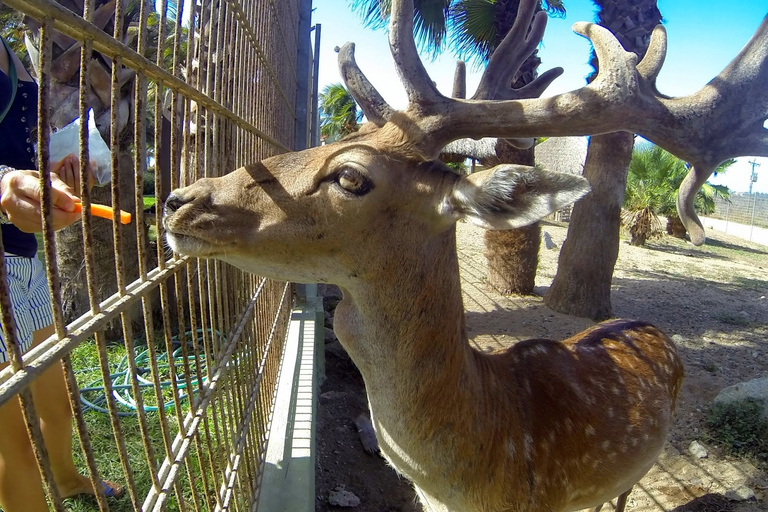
[{"xmin": 60, "ymin": 475, "xmax": 125, "ymax": 499}]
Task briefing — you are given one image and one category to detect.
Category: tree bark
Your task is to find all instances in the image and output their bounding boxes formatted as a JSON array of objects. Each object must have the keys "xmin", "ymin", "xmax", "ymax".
[
  {"xmin": 484, "ymin": 223, "xmax": 541, "ymax": 295},
  {"xmin": 481, "ymin": 141, "xmax": 540, "ymax": 295},
  {"xmin": 55, "ymin": 151, "xmax": 142, "ymax": 336},
  {"xmin": 544, "ymin": 131, "xmax": 634, "ymax": 320}
]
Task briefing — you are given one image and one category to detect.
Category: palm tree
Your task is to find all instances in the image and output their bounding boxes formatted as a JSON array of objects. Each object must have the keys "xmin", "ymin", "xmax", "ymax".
[
  {"xmin": 544, "ymin": 0, "xmax": 663, "ymax": 320},
  {"xmin": 622, "ymin": 145, "xmax": 732, "ymax": 245},
  {"xmin": 319, "ymin": 83, "xmax": 362, "ymax": 142},
  {"xmin": 349, "ymin": 0, "xmax": 565, "ymax": 295}
]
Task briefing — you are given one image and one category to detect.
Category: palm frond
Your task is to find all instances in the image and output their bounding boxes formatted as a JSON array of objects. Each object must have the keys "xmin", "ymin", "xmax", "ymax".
[{"xmin": 449, "ymin": 0, "xmax": 497, "ymax": 66}]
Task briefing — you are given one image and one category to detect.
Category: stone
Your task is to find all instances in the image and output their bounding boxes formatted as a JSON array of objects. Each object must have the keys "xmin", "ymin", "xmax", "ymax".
[
  {"xmin": 320, "ymin": 390, "xmax": 351, "ymax": 400},
  {"xmin": 725, "ymin": 486, "xmax": 755, "ymax": 501},
  {"xmin": 687, "ymin": 440, "xmax": 708, "ymax": 458},
  {"xmin": 329, "ymin": 486, "xmax": 361, "ymax": 507},
  {"xmin": 712, "ymin": 377, "xmax": 768, "ymax": 420},
  {"xmin": 325, "ymin": 327, "xmax": 337, "ymax": 343}
]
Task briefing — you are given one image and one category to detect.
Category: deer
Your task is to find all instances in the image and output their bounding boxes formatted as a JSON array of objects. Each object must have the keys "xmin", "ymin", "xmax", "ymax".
[{"xmin": 162, "ymin": 0, "xmax": 768, "ymax": 509}]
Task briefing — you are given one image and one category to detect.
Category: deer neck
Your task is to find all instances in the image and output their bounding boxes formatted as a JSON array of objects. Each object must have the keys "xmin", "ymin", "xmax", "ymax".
[
  {"xmin": 332, "ymin": 226, "xmax": 479, "ymax": 476},
  {"xmin": 334, "ymin": 225, "xmax": 469, "ymax": 381}
]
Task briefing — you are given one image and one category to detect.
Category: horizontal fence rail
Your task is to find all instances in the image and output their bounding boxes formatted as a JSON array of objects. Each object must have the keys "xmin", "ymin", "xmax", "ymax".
[{"xmin": 0, "ymin": 0, "xmax": 307, "ymax": 510}]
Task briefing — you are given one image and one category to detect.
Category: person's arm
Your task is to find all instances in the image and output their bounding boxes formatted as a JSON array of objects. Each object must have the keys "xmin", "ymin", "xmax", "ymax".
[{"xmin": 0, "ymin": 165, "xmax": 81, "ymax": 233}]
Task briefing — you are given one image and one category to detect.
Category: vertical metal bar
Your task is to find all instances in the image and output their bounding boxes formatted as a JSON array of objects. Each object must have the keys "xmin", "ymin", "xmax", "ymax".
[{"xmin": 310, "ymin": 24, "xmax": 321, "ymax": 148}]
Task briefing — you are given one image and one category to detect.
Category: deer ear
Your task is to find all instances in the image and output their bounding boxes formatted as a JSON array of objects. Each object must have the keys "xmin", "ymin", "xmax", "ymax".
[{"xmin": 444, "ymin": 164, "xmax": 590, "ymax": 230}]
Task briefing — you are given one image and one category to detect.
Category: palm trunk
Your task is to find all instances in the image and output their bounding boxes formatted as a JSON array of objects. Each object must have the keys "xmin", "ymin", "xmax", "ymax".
[
  {"xmin": 544, "ymin": 0, "xmax": 661, "ymax": 319},
  {"xmin": 544, "ymin": 131, "xmax": 633, "ymax": 320},
  {"xmin": 481, "ymin": 140, "xmax": 540, "ymax": 295}
]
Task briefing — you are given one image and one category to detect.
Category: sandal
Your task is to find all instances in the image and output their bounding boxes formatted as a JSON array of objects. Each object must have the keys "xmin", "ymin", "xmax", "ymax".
[{"xmin": 100, "ymin": 480, "xmax": 126, "ymax": 499}]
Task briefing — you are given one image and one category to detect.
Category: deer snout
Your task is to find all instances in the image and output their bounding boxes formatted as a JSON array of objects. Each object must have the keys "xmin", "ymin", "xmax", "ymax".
[{"xmin": 163, "ymin": 192, "xmax": 186, "ymax": 215}]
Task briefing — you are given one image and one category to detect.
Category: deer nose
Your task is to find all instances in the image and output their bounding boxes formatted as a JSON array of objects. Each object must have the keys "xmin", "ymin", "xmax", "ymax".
[{"xmin": 164, "ymin": 193, "xmax": 188, "ymax": 215}]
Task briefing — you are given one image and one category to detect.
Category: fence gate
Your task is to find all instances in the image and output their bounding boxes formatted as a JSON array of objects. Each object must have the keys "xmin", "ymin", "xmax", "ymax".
[{"xmin": 0, "ymin": 0, "xmax": 308, "ymax": 509}]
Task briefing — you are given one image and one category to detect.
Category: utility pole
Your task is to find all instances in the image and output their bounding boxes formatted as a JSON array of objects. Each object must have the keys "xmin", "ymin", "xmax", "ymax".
[
  {"xmin": 748, "ymin": 159, "xmax": 760, "ymax": 241},
  {"xmin": 748, "ymin": 159, "xmax": 760, "ymax": 194}
]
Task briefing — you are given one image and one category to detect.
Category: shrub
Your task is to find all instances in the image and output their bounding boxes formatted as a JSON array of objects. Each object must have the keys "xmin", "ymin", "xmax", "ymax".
[{"xmin": 706, "ymin": 398, "xmax": 768, "ymax": 467}]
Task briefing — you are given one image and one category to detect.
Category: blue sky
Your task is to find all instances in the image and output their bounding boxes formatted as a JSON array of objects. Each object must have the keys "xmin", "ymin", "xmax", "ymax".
[{"xmin": 311, "ymin": 0, "xmax": 768, "ymax": 193}]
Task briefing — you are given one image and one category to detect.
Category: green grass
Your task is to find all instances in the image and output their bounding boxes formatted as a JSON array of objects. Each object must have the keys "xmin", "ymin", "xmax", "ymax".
[
  {"xmin": 65, "ymin": 337, "xmax": 219, "ymax": 511},
  {"xmin": 143, "ymin": 196, "xmax": 156, "ymax": 209}
]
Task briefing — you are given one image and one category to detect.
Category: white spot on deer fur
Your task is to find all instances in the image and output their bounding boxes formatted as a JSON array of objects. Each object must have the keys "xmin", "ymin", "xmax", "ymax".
[
  {"xmin": 631, "ymin": 437, "xmax": 640, "ymax": 447},
  {"xmin": 507, "ymin": 440, "xmax": 516, "ymax": 459},
  {"xmin": 608, "ymin": 452, "xmax": 617, "ymax": 462},
  {"xmin": 585, "ymin": 425, "xmax": 596, "ymax": 436},
  {"xmin": 612, "ymin": 385, "xmax": 620, "ymax": 395},
  {"xmin": 602, "ymin": 440, "xmax": 611, "ymax": 451},
  {"xmin": 565, "ymin": 418, "xmax": 574, "ymax": 433},
  {"xmin": 620, "ymin": 443, "xmax": 628, "ymax": 453},
  {"xmin": 607, "ymin": 407, "xmax": 615, "ymax": 418}
]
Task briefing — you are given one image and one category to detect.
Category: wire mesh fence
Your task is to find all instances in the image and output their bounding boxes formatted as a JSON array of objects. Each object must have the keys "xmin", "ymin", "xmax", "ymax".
[{"xmin": 0, "ymin": 0, "xmax": 306, "ymax": 509}]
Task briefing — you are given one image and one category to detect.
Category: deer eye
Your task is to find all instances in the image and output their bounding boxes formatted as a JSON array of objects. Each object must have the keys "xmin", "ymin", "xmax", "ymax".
[{"xmin": 336, "ymin": 167, "xmax": 373, "ymax": 195}]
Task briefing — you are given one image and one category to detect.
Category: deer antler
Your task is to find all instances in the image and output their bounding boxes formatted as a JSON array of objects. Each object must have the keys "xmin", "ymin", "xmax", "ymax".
[{"xmin": 341, "ymin": 0, "xmax": 767, "ymax": 243}]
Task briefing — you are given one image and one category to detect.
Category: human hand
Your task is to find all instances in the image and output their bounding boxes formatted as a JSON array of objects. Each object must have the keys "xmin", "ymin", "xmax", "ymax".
[
  {"xmin": 51, "ymin": 153, "xmax": 97, "ymax": 196},
  {"xmin": 0, "ymin": 170, "xmax": 81, "ymax": 233}
]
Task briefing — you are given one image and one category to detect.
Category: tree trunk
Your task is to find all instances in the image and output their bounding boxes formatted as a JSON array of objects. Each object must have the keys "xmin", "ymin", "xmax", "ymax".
[
  {"xmin": 666, "ymin": 214, "xmax": 686, "ymax": 238},
  {"xmin": 544, "ymin": 131, "xmax": 634, "ymax": 320},
  {"xmin": 484, "ymin": 224, "xmax": 541, "ymax": 295},
  {"xmin": 481, "ymin": 141, "xmax": 540, "ymax": 295},
  {"xmin": 56, "ymin": 150, "xmax": 142, "ymax": 336}
]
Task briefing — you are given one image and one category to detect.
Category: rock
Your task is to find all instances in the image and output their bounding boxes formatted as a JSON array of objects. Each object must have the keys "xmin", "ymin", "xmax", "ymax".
[
  {"xmin": 325, "ymin": 340, "xmax": 349, "ymax": 360},
  {"xmin": 712, "ymin": 377, "xmax": 768, "ymax": 420},
  {"xmin": 671, "ymin": 334, "xmax": 685, "ymax": 344},
  {"xmin": 725, "ymin": 486, "xmax": 755, "ymax": 501},
  {"xmin": 329, "ymin": 486, "xmax": 361, "ymax": 507},
  {"xmin": 320, "ymin": 390, "xmax": 351, "ymax": 400},
  {"xmin": 318, "ymin": 284, "xmax": 343, "ymax": 301},
  {"xmin": 325, "ymin": 327, "xmax": 337, "ymax": 343},
  {"xmin": 688, "ymin": 440, "xmax": 708, "ymax": 458},
  {"xmin": 354, "ymin": 414, "xmax": 380, "ymax": 454}
]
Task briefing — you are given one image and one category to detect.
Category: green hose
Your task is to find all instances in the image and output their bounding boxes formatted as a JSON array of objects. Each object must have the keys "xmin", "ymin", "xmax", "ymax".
[{"xmin": 78, "ymin": 329, "xmax": 220, "ymax": 417}]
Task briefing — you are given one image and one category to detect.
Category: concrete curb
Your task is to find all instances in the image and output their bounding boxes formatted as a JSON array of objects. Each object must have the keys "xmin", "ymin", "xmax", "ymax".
[{"xmin": 257, "ymin": 285, "xmax": 323, "ymax": 512}]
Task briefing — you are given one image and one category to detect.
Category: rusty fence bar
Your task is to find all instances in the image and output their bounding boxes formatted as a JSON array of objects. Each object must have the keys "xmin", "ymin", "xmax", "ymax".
[{"xmin": 0, "ymin": 0, "xmax": 309, "ymax": 509}]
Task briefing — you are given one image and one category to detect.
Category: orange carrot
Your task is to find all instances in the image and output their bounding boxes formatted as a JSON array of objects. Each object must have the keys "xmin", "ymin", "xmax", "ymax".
[{"xmin": 73, "ymin": 202, "xmax": 132, "ymax": 224}]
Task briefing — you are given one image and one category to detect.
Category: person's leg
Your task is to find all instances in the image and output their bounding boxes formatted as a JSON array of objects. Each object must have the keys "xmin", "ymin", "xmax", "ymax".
[
  {"xmin": 0, "ymin": 360, "xmax": 50, "ymax": 512},
  {"xmin": 29, "ymin": 323, "xmax": 95, "ymax": 496}
]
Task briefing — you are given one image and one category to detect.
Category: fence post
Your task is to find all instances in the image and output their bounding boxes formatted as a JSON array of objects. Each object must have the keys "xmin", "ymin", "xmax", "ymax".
[
  {"xmin": 294, "ymin": 0, "xmax": 314, "ymax": 303},
  {"xmin": 310, "ymin": 24, "xmax": 322, "ymax": 148}
]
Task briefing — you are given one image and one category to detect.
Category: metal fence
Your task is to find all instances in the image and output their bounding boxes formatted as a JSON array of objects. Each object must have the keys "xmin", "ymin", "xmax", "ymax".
[
  {"xmin": 0, "ymin": 0, "xmax": 308, "ymax": 509},
  {"xmin": 711, "ymin": 193, "xmax": 768, "ymax": 231}
]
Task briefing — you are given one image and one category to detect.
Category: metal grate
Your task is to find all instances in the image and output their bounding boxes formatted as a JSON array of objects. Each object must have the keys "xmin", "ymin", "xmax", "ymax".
[{"xmin": 0, "ymin": 0, "xmax": 306, "ymax": 509}]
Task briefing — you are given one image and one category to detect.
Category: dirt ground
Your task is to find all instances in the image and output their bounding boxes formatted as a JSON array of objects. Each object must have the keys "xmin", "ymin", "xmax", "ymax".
[{"xmin": 315, "ymin": 220, "xmax": 768, "ymax": 512}]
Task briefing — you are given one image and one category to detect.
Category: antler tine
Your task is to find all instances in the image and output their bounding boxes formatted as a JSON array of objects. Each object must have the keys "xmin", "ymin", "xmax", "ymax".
[
  {"xmin": 677, "ymin": 164, "xmax": 715, "ymax": 246},
  {"xmin": 338, "ymin": 42, "xmax": 395, "ymax": 126},
  {"xmin": 636, "ymin": 25, "xmax": 667, "ymax": 83},
  {"xmin": 390, "ymin": 0, "xmax": 443, "ymax": 105},
  {"xmin": 473, "ymin": 0, "xmax": 549, "ymax": 101},
  {"xmin": 452, "ymin": 61, "xmax": 466, "ymax": 99}
]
